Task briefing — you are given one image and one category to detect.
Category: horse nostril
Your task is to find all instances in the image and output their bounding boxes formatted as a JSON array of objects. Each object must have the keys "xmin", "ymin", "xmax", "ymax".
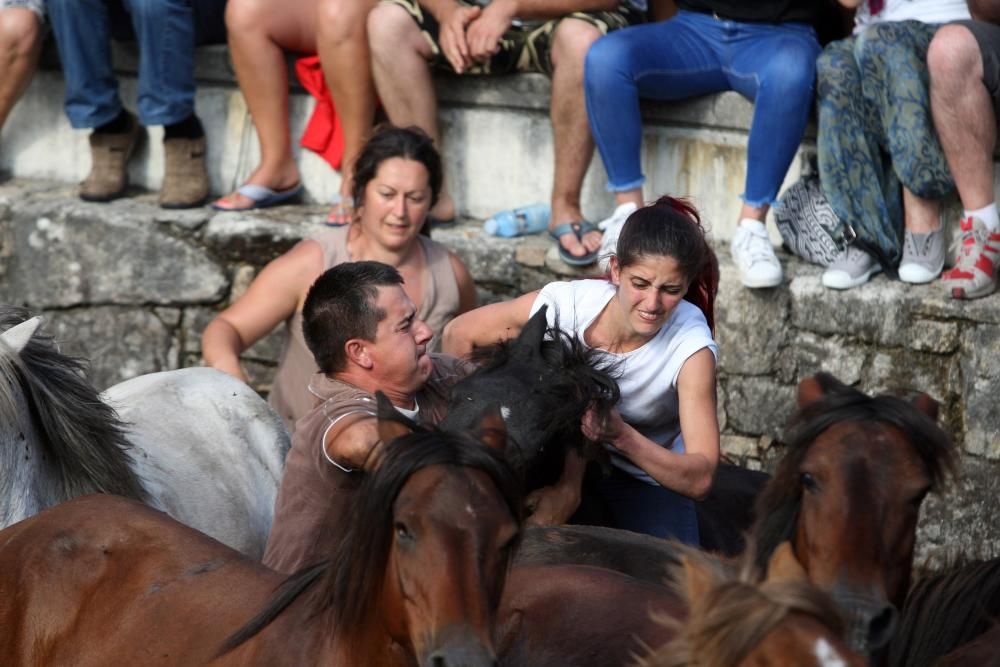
[
  {"xmin": 429, "ymin": 654, "xmax": 447, "ymax": 667},
  {"xmin": 867, "ymin": 604, "xmax": 898, "ymax": 650}
]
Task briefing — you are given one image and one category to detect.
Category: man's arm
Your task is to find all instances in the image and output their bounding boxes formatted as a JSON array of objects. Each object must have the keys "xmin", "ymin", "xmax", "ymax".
[
  {"xmin": 323, "ymin": 414, "xmax": 382, "ymax": 471},
  {"xmin": 969, "ymin": 0, "xmax": 1000, "ymax": 24}
]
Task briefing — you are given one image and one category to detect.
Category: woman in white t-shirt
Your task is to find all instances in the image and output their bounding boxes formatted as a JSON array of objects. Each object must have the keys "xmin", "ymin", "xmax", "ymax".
[{"xmin": 443, "ymin": 196, "xmax": 720, "ymax": 544}]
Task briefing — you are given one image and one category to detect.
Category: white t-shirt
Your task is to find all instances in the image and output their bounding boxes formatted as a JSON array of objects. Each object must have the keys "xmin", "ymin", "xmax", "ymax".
[
  {"xmin": 854, "ymin": 0, "xmax": 969, "ymax": 32},
  {"xmin": 530, "ymin": 279, "xmax": 718, "ymax": 486}
]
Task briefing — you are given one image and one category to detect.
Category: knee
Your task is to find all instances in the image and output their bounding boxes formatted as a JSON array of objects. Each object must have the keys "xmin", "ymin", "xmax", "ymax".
[
  {"xmin": 584, "ymin": 33, "xmax": 630, "ymax": 88},
  {"xmin": 318, "ymin": 0, "xmax": 374, "ymax": 42},
  {"xmin": 225, "ymin": 0, "xmax": 270, "ymax": 37},
  {"xmin": 551, "ymin": 19, "xmax": 601, "ymax": 72},
  {"xmin": 366, "ymin": 4, "xmax": 415, "ymax": 58},
  {"xmin": 927, "ymin": 24, "xmax": 981, "ymax": 83},
  {"xmin": 760, "ymin": 43, "xmax": 818, "ymax": 98},
  {"xmin": 0, "ymin": 9, "xmax": 41, "ymax": 57}
]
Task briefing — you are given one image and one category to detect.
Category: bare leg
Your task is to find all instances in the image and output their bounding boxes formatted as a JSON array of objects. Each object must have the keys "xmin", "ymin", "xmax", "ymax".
[
  {"xmin": 902, "ymin": 187, "xmax": 941, "ymax": 233},
  {"xmin": 928, "ymin": 24, "xmax": 996, "ymax": 210},
  {"xmin": 549, "ymin": 18, "xmax": 603, "ymax": 258},
  {"xmin": 739, "ymin": 202, "xmax": 768, "ymax": 223},
  {"xmin": 217, "ymin": 0, "xmax": 318, "ymax": 209},
  {"xmin": 316, "ymin": 0, "xmax": 377, "ymax": 208},
  {"xmin": 614, "ymin": 189, "xmax": 643, "ymax": 209},
  {"xmin": 0, "ymin": 8, "xmax": 43, "ymax": 133},
  {"xmin": 368, "ymin": 3, "xmax": 455, "ymax": 220}
]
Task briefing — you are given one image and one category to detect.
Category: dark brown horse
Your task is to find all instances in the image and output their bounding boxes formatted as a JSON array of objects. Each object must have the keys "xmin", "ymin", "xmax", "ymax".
[
  {"xmin": 888, "ymin": 556, "xmax": 1000, "ymax": 667},
  {"xmin": 750, "ymin": 373, "xmax": 954, "ymax": 656},
  {"xmin": 0, "ymin": 409, "xmax": 522, "ymax": 667},
  {"xmin": 640, "ymin": 543, "xmax": 868, "ymax": 667}
]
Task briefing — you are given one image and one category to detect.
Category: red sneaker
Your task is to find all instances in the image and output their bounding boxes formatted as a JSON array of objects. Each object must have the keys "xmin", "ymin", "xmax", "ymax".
[{"xmin": 941, "ymin": 216, "xmax": 1000, "ymax": 299}]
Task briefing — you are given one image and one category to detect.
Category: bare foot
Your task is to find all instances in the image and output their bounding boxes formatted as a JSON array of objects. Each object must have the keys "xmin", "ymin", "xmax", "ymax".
[
  {"xmin": 551, "ymin": 204, "xmax": 601, "ymax": 260},
  {"xmin": 214, "ymin": 162, "xmax": 300, "ymax": 210}
]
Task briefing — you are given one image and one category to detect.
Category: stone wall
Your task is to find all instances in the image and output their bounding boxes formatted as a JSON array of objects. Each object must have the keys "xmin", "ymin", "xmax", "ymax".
[{"xmin": 2, "ymin": 177, "xmax": 997, "ymax": 566}]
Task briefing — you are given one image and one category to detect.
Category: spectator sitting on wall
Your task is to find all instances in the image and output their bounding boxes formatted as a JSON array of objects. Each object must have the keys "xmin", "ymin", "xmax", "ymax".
[
  {"xmin": 366, "ymin": 0, "xmax": 646, "ymax": 267},
  {"xmin": 929, "ymin": 0, "xmax": 1000, "ymax": 299},
  {"xmin": 45, "ymin": 0, "xmax": 227, "ymax": 208},
  {"xmin": 0, "ymin": 0, "xmax": 45, "ymax": 155},
  {"xmin": 816, "ymin": 0, "xmax": 970, "ymax": 291}
]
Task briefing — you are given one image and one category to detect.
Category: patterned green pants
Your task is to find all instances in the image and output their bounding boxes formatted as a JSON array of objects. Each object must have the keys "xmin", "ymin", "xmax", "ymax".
[{"xmin": 817, "ymin": 21, "xmax": 954, "ymax": 266}]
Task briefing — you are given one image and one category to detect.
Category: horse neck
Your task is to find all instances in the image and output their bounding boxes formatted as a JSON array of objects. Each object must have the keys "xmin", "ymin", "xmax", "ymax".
[
  {"xmin": 237, "ymin": 591, "xmax": 411, "ymax": 667},
  {"xmin": 0, "ymin": 381, "xmax": 62, "ymax": 526}
]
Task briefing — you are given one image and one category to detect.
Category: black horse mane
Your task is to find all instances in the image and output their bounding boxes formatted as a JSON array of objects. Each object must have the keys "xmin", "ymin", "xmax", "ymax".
[
  {"xmin": 219, "ymin": 427, "xmax": 524, "ymax": 654},
  {"xmin": 750, "ymin": 373, "xmax": 955, "ymax": 572},
  {"xmin": 0, "ymin": 305, "xmax": 145, "ymax": 502},
  {"xmin": 888, "ymin": 556, "xmax": 1000, "ymax": 667},
  {"xmin": 462, "ymin": 321, "xmax": 620, "ymax": 485}
]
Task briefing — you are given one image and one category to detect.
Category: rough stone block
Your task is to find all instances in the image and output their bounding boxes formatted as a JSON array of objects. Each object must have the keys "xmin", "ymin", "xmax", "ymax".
[
  {"xmin": 43, "ymin": 307, "xmax": 177, "ymax": 391},
  {"xmin": 722, "ymin": 375, "xmax": 796, "ymax": 437},
  {"xmin": 715, "ymin": 262, "xmax": 790, "ymax": 375},
  {"xmin": 0, "ymin": 201, "xmax": 227, "ymax": 307},
  {"xmin": 784, "ymin": 331, "xmax": 867, "ymax": 386},
  {"xmin": 201, "ymin": 210, "xmax": 325, "ymax": 264}
]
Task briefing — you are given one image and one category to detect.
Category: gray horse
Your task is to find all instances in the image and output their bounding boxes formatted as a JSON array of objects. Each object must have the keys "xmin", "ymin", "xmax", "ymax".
[{"xmin": 0, "ymin": 307, "xmax": 289, "ymax": 559}]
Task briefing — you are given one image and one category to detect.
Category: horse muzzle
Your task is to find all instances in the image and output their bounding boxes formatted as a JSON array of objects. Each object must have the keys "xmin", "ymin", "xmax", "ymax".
[{"xmin": 833, "ymin": 590, "xmax": 898, "ymax": 655}]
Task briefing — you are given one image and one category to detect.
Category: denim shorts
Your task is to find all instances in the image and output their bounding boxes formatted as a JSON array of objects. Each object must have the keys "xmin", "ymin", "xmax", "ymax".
[
  {"xmin": 0, "ymin": 0, "xmax": 45, "ymax": 19},
  {"xmin": 955, "ymin": 19, "xmax": 1000, "ymax": 108}
]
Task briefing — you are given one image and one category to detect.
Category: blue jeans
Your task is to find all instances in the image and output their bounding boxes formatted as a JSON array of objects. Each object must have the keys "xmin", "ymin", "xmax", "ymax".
[
  {"xmin": 47, "ymin": 0, "xmax": 227, "ymax": 128},
  {"xmin": 588, "ymin": 466, "xmax": 700, "ymax": 545},
  {"xmin": 584, "ymin": 10, "xmax": 821, "ymax": 207}
]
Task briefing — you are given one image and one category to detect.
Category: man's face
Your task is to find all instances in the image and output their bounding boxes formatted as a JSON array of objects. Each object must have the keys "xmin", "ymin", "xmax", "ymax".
[{"xmin": 366, "ymin": 285, "xmax": 434, "ymax": 395}]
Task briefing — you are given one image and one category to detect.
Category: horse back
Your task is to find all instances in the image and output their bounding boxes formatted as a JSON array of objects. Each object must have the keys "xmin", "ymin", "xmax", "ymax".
[
  {"xmin": 0, "ymin": 495, "xmax": 281, "ymax": 666},
  {"xmin": 496, "ymin": 563, "xmax": 680, "ymax": 667}
]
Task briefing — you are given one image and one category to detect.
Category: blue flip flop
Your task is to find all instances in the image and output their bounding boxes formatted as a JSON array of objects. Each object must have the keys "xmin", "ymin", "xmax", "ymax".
[
  {"xmin": 211, "ymin": 182, "xmax": 304, "ymax": 211},
  {"xmin": 549, "ymin": 221, "xmax": 601, "ymax": 266}
]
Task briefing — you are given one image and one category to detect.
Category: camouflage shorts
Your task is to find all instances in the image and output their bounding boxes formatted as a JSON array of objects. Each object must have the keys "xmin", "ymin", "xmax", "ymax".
[
  {"xmin": 0, "ymin": 0, "xmax": 45, "ymax": 19},
  {"xmin": 381, "ymin": 0, "xmax": 639, "ymax": 76}
]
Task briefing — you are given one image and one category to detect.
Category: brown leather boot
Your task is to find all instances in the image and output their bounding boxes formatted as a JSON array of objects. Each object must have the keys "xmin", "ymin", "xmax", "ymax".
[
  {"xmin": 160, "ymin": 135, "xmax": 208, "ymax": 209},
  {"xmin": 80, "ymin": 114, "xmax": 141, "ymax": 202}
]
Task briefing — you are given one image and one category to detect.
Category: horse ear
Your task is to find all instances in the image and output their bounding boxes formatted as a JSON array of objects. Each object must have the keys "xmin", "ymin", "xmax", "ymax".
[
  {"xmin": 512, "ymin": 306, "xmax": 548, "ymax": 361},
  {"xmin": 797, "ymin": 375, "xmax": 827, "ymax": 409},
  {"xmin": 475, "ymin": 403, "xmax": 508, "ymax": 452},
  {"xmin": 913, "ymin": 393, "xmax": 939, "ymax": 422},
  {"xmin": 0, "ymin": 316, "xmax": 43, "ymax": 355},
  {"xmin": 766, "ymin": 542, "xmax": 808, "ymax": 584},
  {"xmin": 681, "ymin": 553, "xmax": 717, "ymax": 604},
  {"xmin": 375, "ymin": 391, "xmax": 415, "ymax": 444}
]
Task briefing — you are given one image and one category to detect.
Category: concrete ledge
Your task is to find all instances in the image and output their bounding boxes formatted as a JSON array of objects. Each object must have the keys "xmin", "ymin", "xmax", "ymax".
[{"xmin": 1, "ymin": 177, "xmax": 997, "ymax": 564}]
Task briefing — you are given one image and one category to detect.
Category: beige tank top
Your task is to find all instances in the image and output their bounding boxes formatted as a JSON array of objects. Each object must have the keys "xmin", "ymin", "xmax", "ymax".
[{"xmin": 267, "ymin": 225, "xmax": 462, "ymax": 432}]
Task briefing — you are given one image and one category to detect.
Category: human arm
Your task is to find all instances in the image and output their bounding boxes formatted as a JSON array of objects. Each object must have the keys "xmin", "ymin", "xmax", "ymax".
[
  {"xmin": 201, "ymin": 240, "xmax": 325, "ymax": 383},
  {"xmin": 440, "ymin": 290, "xmax": 539, "ymax": 358},
  {"xmin": 448, "ymin": 251, "xmax": 479, "ymax": 314},
  {"xmin": 969, "ymin": 0, "xmax": 1000, "ymax": 24},
  {"xmin": 585, "ymin": 348, "xmax": 719, "ymax": 500},
  {"xmin": 323, "ymin": 413, "xmax": 384, "ymax": 472},
  {"xmin": 836, "ymin": 0, "xmax": 863, "ymax": 9},
  {"xmin": 524, "ymin": 448, "xmax": 586, "ymax": 525}
]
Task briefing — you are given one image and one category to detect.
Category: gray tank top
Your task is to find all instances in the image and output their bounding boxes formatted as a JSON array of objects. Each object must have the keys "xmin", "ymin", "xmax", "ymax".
[{"xmin": 267, "ymin": 225, "xmax": 462, "ymax": 431}]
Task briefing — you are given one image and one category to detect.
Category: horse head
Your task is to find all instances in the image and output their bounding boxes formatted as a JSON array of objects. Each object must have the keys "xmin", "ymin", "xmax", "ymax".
[
  {"xmin": 441, "ymin": 306, "xmax": 619, "ymax": 491},
  {"xmin": 331, "ymin": 393, "xmax": 523, "ymax": 667},
  {"xmin": 752, "ymin": 373, "xmax": 954, "ymax": 657},
  {"xmin": 643, "ymin": 542, "xmax": 866, "ymax": 667}
]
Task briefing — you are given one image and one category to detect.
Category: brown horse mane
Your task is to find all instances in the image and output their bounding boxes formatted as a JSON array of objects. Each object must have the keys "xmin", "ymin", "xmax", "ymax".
[
  {"xmin": 888, "ymin": 556, "xmax": 1000, "ymax": 667},
  {"xmin": 640, "ymin": 545, "xmax": 845, "ymax": 667},
  {"xmin": 218, "ymin": 427, "xmax": 524, "ymax": 656},
  {"xmin": 750, "ymin": 373, "xmax": 955, "ymax": 573}
]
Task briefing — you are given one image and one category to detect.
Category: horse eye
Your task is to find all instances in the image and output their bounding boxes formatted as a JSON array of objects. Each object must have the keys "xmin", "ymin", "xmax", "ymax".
[
  {"xmin": 800, "ymin": 472, "xmax": 818, "ymax": 492},
  {"xmin": 395, "ymin": 522, "xmax": 413, "ymax": 541}
]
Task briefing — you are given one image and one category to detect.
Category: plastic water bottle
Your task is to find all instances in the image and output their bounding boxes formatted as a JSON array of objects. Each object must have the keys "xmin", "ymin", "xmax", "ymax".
[{"xmin": 483, "ymin": 204, "xmax": 551, "ymax": 238}]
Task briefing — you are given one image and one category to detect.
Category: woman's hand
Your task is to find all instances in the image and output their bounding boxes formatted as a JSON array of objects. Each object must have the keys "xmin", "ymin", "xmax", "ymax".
[{"xmin": 582, "ymin": 405, "xmax": 627, "ymax": 445}]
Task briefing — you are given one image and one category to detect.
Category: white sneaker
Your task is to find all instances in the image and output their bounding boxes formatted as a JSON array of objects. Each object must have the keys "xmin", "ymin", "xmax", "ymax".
[
  {"xmin": 730, "ymin": 220, "xmax": 783, "ymax": 288},
  {"xmin": 597, "ymin": 202, "xmax": 638, "ymax": 272}
]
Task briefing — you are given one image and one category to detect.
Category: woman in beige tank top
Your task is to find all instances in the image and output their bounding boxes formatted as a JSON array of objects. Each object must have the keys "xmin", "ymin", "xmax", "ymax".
[{"xmin": 202, "ymin": 126, "xmax": 476, "ymax": 431}]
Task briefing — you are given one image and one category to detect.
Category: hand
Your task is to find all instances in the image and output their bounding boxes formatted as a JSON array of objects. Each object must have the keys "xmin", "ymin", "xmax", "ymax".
[
  {"xmin": 439, "ymin": 4, "xmax": 482, "ymax": 73},
  {"xmin": 525, "ymin": 484, "xmax": 580, "ymax": 526},
  {"xmin": 581, "ymin": 405, "xmax": 625, "ymax": 445},
  {"xmin": 466, "ymin": 0, "xmax": 515, "ymax": 63}
]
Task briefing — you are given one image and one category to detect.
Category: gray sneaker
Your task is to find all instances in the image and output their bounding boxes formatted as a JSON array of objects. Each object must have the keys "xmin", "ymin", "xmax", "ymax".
[
  {"xmin": 822, "ymin": 244, "xmax": 881, "ymax": 289},
  {"xmin": 899, "ymin": 229, "xmax": 945, "ymax": 284}
]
